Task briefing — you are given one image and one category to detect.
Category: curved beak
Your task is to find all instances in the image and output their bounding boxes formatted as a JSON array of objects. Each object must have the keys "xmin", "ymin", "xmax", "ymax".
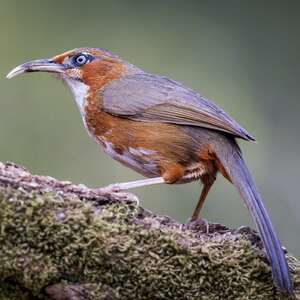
[{"xmin": 6, "ymin": 59, "xmax": 65, "ymax": 79}]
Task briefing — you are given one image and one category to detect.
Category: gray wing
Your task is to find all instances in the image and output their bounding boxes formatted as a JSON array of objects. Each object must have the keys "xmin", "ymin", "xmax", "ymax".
[{"xmin": 101, "ymin": 73, "xmax": 255, "ymax": 141}]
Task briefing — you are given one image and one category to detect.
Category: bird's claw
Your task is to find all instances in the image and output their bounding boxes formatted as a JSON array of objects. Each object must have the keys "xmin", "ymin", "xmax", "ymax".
[
  {"xmin": 184, "ymin": 217, "xmax": 210, "ymax": 233},
  {"xmin": 96, "ymin": 183, "xmax": 122, "ymax": 194}
]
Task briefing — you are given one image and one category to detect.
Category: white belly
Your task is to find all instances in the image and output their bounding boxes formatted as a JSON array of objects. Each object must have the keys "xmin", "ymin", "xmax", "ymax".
[{"xmin": 102, "ymin": 141, "xmax": 160, "ymax": 177}]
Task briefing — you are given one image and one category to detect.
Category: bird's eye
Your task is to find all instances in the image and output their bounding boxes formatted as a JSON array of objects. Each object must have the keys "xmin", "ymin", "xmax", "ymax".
[{"xmin": 73, "ymin": 54, "xmax": 89, "ymax": 67}]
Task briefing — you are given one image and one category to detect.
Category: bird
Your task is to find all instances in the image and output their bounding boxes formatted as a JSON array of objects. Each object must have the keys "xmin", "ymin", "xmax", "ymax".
[{"xmin": 7, "ymin": 47, "xmax": 293, "ymax": 295}]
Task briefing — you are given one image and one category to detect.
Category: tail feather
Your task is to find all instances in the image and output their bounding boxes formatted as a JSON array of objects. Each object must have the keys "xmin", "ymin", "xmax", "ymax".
[{"xmin": 215, "ymin": 143, "xmax": 293, "ymax": 294}]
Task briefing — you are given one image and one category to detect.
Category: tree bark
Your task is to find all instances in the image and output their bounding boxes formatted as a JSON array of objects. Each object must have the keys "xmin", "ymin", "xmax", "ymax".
[{"xmin": 0, "ymin": 161, "xmax": 298, "ymax": 300}]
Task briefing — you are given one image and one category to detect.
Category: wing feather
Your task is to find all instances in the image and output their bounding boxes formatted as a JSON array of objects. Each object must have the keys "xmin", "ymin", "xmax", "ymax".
[{"xmin": 102, "ymin": 73, "xmax": 255, "ymax": 141}]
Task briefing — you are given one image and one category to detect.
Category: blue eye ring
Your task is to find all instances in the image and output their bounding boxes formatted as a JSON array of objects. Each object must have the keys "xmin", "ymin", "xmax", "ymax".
[{"xmin": 73, "ymin": 53, "xmax": 89, "ymax": 67}]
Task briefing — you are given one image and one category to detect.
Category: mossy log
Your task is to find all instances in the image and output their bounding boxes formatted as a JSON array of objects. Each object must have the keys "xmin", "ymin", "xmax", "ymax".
[{"xmin": 0, "ymin": 162, "xmax": 299, "ymax": 300}]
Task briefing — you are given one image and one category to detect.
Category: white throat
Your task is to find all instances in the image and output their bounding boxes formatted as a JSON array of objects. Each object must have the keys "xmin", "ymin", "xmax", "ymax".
[{"xmin": 63, "ymin": 77, "xmax": 89, "ymax": 117}]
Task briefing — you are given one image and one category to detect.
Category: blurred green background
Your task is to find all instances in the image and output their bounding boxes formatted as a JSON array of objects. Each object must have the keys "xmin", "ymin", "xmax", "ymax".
[{"xmin": 1, "ymin": 1, "xmax": 300, "ymax": 255}]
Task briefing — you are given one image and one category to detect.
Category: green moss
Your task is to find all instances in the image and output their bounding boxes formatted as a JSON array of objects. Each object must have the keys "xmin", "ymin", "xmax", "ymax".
[
  {"xmin": 0, "ymin": 186, "xmax": 299, "ymax": 300},
  {"xmin": 0, "ymin": 282, "xmax": 33, "ymax": 300}
]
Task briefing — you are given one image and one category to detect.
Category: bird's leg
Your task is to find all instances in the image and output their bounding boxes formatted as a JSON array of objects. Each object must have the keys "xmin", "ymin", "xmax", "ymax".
[
  {"xmin": 98, "ymin": 163, "xmax": 184, "ymax": 193},
  {"xmin": 186, "ymin": 175, "xmax": 215, "ymax": 233},
  {"xmin": 191, "ymin": 179, "xmax": 214, "ymax": 220},
  {"xmin": 97, "ymin": 177, "xmax": 165, "ymax": 193}
]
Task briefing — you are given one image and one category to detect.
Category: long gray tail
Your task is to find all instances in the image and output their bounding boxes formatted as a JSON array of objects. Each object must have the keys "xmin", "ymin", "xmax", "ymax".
[{"xmin": 215, "ymin": 142, "xmax": 293, "ymax": 294}]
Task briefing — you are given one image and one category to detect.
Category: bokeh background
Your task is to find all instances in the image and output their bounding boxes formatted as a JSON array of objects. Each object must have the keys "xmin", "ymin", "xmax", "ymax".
[{"xmin": 1, "ymin": 1, "xmax": 300, "ymax": 255}]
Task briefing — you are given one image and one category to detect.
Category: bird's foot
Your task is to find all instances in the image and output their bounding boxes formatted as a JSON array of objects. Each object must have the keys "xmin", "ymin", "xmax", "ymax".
[
  {"xmin": 234, "ymin": 225, "xmax": 256, "ymax": 235},
  {"xmin": 95, "ymin": 184, "xmax": 140, "ymax": 206},
  {"xmin": 184, "ymin": 217, "xmax": 210, "ymax": 233},
  {"xmin": 95, "ymin": 183, "xmax": 122, "ymax": 194}
]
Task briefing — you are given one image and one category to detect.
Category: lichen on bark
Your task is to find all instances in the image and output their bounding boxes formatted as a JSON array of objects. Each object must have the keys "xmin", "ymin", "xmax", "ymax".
[{"xmin": 0, "ymin": 162, "xmax": 299, "ymax": 300}]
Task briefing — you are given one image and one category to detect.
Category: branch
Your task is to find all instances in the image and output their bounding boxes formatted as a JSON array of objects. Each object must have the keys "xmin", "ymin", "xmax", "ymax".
[{"xmin": 0, "ymin": 161, "xmax": 299, "ymax": 300}]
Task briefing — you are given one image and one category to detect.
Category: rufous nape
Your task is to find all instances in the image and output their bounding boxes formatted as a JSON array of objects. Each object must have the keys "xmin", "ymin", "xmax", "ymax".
[{"xmin": 7, "ymin": 48, "xmax": 293, "ymax": 295}]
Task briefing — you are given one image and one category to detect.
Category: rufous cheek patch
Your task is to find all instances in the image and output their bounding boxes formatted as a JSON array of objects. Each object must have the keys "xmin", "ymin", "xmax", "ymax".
[{"xmin": 65, "ymin": 68, "xmax": 83, "ymax": 79}]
